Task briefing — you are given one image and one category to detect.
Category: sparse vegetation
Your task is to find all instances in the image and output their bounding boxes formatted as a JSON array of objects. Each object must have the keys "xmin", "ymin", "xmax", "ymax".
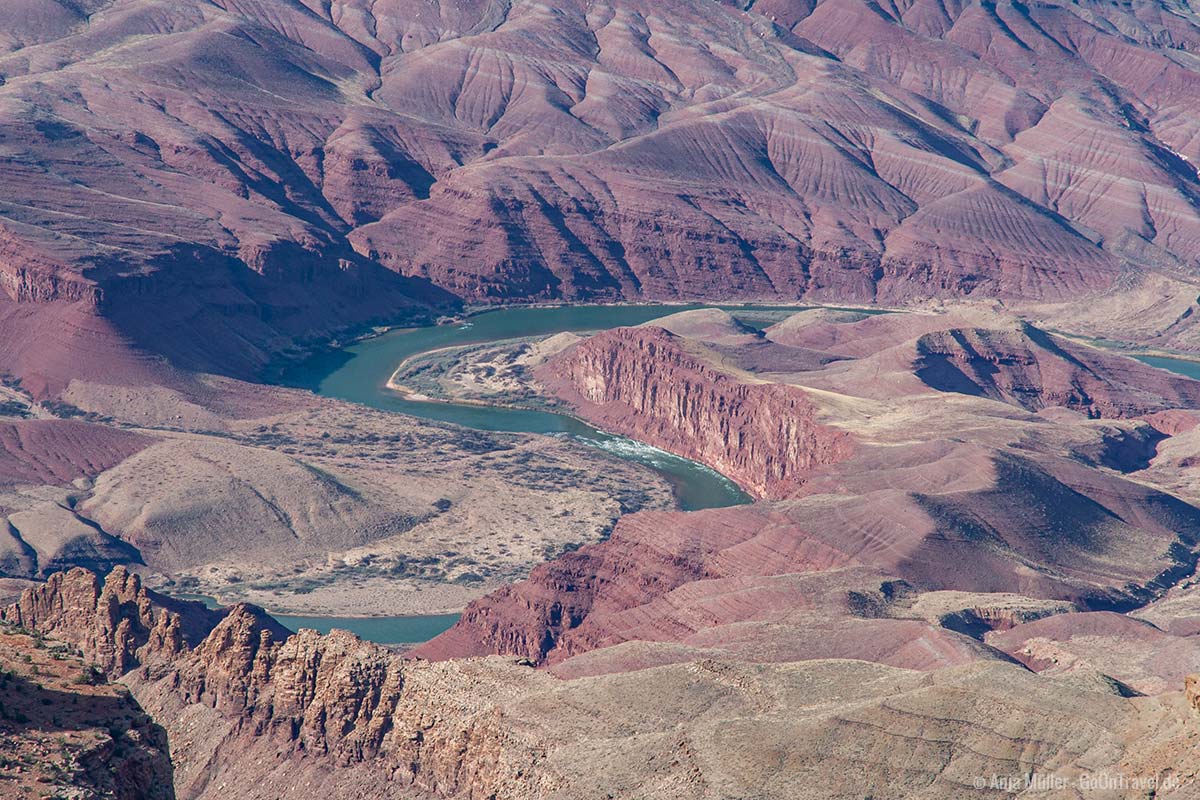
[{"xmin": 75, "ymin": 665, "xmax": 105, "ymax": 686}]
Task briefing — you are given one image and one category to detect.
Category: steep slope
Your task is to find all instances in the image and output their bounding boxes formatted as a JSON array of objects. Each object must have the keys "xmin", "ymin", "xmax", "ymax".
[
  {"xmin": 1, "ymin": 566, "xmax": 233, "ymax": 672},
  {"xmin": 420, "ymin": 308, "xmax": 1200, "ymax": 672},
  {"xmin": 913, "ymin": 324, "xmax": 1200, "ymax": 416},
  {"xmin": 9, "ymin": 567, "xmax": 1200, "ymax": 800},
  {"xmin": 4, "ymin": 0, "xmax": 1200, "ymax": 382},
  {"xmin": 0, "ymin": 622, "xmax": 174, "ymax": 800},
  {"xmin": 537, "ymin": 326, "xmax": 853, "ymax": 499}
]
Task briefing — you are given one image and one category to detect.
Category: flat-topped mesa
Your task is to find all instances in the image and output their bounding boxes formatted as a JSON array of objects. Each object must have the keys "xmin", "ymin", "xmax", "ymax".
[{"xmin": 538, "ymin": 327, "xmax": 852, "ymax": 499}]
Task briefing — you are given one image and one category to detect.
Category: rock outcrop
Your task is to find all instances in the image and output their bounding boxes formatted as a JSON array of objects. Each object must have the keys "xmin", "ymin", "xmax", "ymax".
[
  {"xmin": 0, "ymin": 569, "xmax": 567, "ymax": 799},
  {"xmin": 0, "ymin": 566, "xmax": 225, "ymax": 675},
  {"xmin": 422, "ymin": 310, "xmax": 1200, "ymax": 673},
  {"xmin": 2, "ymin": 569, "xmax": 561, "ymax": 799},
  {"xmin": 539, "ymin": 327, "xmax": 852, "ymax": 499},
  {"xmin": 914, "ymin": 324, "xmax": 1200, "ymax": 417},
  {"xmin": 418, "ymin": 445, "xmax": 1200, "ymax": 669},
  {"xmin": 9, "ymin": 567, "xmax": 1200, "ymax": 800},
  {"xmin": 0, "ymin": 624, "xmax": 175, "ymax": 800}
]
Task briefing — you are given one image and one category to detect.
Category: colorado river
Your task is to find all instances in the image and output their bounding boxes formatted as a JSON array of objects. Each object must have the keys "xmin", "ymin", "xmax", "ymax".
[
  {"xmin": 250, "ymin": 303, "xmax": 817, "ymax": 643},
  {"xmin": 277, "ymin": 304, "xmax": 822, "ymax": 511},
  {"xmin": 1136, "ymin": 354, "xmax": 1200, "ymax": 380},
  {"xmin": 173, "ymin": 594, "xmax": 461, "ymax": 645},
  {"xmin": 246, "ymin": 324, "xmax": 1188, "ymax": 643}
]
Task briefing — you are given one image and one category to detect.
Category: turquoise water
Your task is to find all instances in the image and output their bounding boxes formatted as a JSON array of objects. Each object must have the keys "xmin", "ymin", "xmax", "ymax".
[
  {"xmin": 243, "ymin": 303, "xmax": 851, "ymax": 642},
  {"xmin": 1137, "ymin": 354, "xmax": 1200, "ymax": 380},
  {"xmin": 270, "ymin": 612, "xmax": 461, "ymax": 643},
  {"xmin": 276, "ymin": 304, "xmax": 826, "ymax": 510},
  {"xmin": 170, "ymin": 593, "xmax": 460, "ymax": 645}
]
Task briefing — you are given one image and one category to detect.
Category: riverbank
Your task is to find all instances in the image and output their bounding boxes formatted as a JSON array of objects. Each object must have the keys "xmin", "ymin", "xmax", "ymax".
[
  {"xmin": 188, "ymin": 576, "xmax": 486, "ymax": 619},
  {"xmin": 166, "ymin": 591, "xmax": 462, "ymax": 645},
  {"xmin": 278, "ymin": 304, "xmax": 761, "ymax": 511}
]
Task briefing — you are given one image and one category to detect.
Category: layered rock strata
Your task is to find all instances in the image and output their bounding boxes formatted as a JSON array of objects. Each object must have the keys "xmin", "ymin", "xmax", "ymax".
[{"xmin": 538, "ymin": 327, "xmax": 852, "ymax": 499}]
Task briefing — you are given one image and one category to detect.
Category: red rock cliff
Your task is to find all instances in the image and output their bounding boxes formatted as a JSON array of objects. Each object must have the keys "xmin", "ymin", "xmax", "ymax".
[
  {"xmin": 4, "ymin": 570, "xmax": 558, "ymax": 799},
  {"xmin": 538, "ymin": 327, "xmax": 852, "ymax": 500},
  {"xmin": 0, "ymin": 567, "xmax": 217, "ymax": 674}
]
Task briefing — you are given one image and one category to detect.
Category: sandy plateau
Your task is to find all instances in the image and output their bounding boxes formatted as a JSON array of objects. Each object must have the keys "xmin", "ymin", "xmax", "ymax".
[{"xmin": 0, "ymin": 372, "xmax": 672, "ymax": 618}]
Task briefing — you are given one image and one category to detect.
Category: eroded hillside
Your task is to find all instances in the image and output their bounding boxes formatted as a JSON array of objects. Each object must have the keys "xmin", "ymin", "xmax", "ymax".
[{"xmin": 3, "ymin": 1, "xmax": 1200, "ymax": 380}]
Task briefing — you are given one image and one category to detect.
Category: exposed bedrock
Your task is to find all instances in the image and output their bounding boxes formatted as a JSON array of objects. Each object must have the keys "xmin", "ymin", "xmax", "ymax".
[
  {"xmin": 12, "ymin": 567, "xmax": 1200, "ymax": 800},
  {"xmin": 415, "ymin": 309, "xmax": 1200, "ymax": 670},
  {"xmin": 538, "ymin": 326, "xmax": 853, "ymax": 499},
  {"xmin": 0, "ymin": 566, "xmax": 228, "ymax": 674},
  {"xmin": 2, "ymin": 568, "xmax": 556, "ymax": 799},
  {"xmin": 11, "ymin": 0, "xmax": 1200, "ymax": 380},
  {"xmin": 418, "ymin": 443, "xmax": 1200, "ymax": 668},
  {"xmin": 914, "ymin": 324, "xmax": 1200, "ymax": 417}
]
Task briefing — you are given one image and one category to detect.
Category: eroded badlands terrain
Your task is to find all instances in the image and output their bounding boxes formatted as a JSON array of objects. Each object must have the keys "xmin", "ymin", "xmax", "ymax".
[
  {"xmin": 7, "ymin": 0, "xmax": 1200, "ymax": 796},
  {"xmin": 5, "ymin": 0, "xmax": 1200, "ymax": 384},
  {"xmin": 9, "ymin": 306, "xmax": 1200, "ymax": 797},
  {"xmin": 417, "ymin": 310, "xmax": 1200, "ymax": 686}
]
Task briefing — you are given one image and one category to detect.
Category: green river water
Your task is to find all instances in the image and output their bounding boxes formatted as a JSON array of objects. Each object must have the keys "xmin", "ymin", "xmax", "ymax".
[
  {"xmin": 189, "ymin": 308, "xmax": 1194, "ymax": 645},
  {"xmin": 189, "ymin": 303, "xmax": 827, "ymax": 644},
  {"xmin": 277, "ymin": 303, "xmax": 826, "ymax": 511},
  {"xmin": 1137, "ymin": 354, "xmax": 1200, "ymax": 380}
]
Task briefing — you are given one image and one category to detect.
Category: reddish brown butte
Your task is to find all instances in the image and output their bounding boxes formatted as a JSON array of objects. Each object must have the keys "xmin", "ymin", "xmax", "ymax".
[{"xmin": 538, "ymin": 326, "xmax": 853, "ymax": 499}]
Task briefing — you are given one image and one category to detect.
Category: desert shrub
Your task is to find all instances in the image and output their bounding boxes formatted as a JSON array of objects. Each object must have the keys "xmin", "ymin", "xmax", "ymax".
[{"xmin": 75, "ymin": 665, "xmax": 105, "ymax": 686}]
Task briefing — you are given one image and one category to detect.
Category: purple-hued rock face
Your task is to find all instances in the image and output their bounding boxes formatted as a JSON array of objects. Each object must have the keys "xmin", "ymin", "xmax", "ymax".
[
  {"xmin": 537, "ymin": 325, "xmax": 854, "ymax": 499},
  {"xmin": 3, "ymin": 0, "xmax": 1200, "ymax": 380},
  {"xmin": 413, "ymin": 311, "xmax": 1200, "ymax": 673},
  {"xmin": 9, "ymin": 4, "xmax": 1200, "ymax": 795}
]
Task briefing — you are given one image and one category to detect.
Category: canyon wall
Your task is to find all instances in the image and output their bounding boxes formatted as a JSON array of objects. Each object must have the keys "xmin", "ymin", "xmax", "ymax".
[
  {"xmin": 423, "ymin": 312, "xmax": 1200, "ymax": 672},
  {"xmin": 2, "ymin": 568, "xmax": 558, "ymax": 800},
  {"xmin": 6, "ymin": 0, "xmax": 1200, "ymax": 382},
  {"xmin": 1, "ymin": 567, "xmax": 225, "ymax": 673},
  {"xmin": 12, "ymin": 568, "xmax": 1200, "ymax": 800},
  {"xmin": 11, "ymin": 567, "xmax": 1200, "ymax": 800},
  {"xmin": 538, "ymin": 327, "xmax": 852, "ymax": 499}
]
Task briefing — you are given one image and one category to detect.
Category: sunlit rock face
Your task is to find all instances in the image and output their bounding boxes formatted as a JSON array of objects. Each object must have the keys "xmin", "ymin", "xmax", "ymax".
[
  {"xmin": 7, "ymin": 0, "xmax": 1200, "ymax": 382},
  {"xmin": 538, "ymin": 325, "xmax": 853, "ymax": 499}
]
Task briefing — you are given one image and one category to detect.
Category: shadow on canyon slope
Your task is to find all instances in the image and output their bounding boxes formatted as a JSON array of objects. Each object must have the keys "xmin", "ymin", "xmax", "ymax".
[
  {"xmin": 0, "ymin": 669, "xmax": 176, "ymax": 799},
  {"xmin": 95, "ymin": 243, "xmax": 462, "ymax": 381}
]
